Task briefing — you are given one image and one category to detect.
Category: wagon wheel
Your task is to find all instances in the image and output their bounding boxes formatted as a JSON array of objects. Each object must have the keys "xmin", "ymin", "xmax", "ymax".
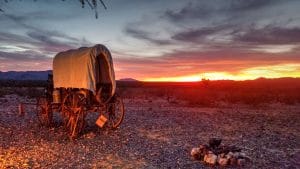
[
  {"xmin": 105, "ymin": 94, "xmax": 125, "ymax": 129},
  {"xmin": 62, "ymin": 92, "xmax": 86, "ymax": 139},
  {"xmin": 36, "ymin": 97, "xmax": 53, "ymax": 127}
]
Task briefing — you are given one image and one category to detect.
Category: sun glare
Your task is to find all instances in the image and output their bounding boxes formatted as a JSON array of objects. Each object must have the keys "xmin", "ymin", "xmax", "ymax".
[
  {"xmin": 144, "ymin": 75, "xmax": 202, "ymax": 82},
  {"xmin": 142, "ymin": 64, "xmax": 300, "ymax": 82}
]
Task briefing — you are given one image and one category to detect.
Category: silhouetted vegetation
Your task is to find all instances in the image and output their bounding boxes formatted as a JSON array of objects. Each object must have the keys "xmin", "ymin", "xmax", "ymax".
[
  {"xmin": 0, "ymin": 80, "xmax": 45, "ymax": 98},
  {"xmin": 117, "ymin": 78, "xmax": 300, "ymax": 107},
  {"xmin": 0, "ymin": 0, "xmax": 107, "ymax": 18},
  {"xmin": 1, "ymin": 78, "xmax": 300, "ymax": 106},
  {"xmin": 0, "ymin": 80, "xmax": 47, "ymax": 87}
]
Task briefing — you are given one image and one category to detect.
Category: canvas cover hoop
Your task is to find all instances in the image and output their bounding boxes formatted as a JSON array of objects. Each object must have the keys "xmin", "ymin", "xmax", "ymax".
[{"xmin": 53, "ymin": 44, "xmax": 116, "ymax": 96}]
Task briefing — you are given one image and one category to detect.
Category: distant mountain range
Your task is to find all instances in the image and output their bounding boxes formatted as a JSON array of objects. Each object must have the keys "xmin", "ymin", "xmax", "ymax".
[
  {"xmin": 0, "ymin": 70, "xmax": 52, "ymax": 80},
  {"xmin": 118, "ymin": 78, "xmax": 139, "ymax": 81},
  {"xmin": 0, "ymin": 70, "xmax": 138, "ymax": 81}
]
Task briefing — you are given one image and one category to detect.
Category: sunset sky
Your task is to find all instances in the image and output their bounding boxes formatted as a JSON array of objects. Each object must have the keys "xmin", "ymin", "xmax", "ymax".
[{"xmin": 0, "ymin": 0, "xmax": 300, "ymax": 81}]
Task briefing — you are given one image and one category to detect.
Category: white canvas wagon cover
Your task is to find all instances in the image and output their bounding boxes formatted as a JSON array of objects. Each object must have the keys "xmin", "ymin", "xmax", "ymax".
[{"xmin": 53, "ymin": 44, "xmax": 116, "ymax": 95}]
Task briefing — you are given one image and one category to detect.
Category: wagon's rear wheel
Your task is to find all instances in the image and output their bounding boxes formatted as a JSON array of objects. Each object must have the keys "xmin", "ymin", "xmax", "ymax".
[
  {"xmin": 36, "ymin": 97, "xmax": 53, "ymax": 127},
  {"xmin": 62, "ymin": 92, "xmax": 86, "ymax": 139},
  {"xmin": 106, "ymin": 94, "xmax": 125, "ymax": 129}
]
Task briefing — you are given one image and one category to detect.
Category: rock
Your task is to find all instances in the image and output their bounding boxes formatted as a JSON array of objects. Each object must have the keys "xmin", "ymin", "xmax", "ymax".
[
  {"xmin": 199, "ymin": 144, "xmax": 209, "ymax": 155},
  {"xmin": 218, "ymin": 157, "xmax": 228, "ymax": 166},
  {"xmin": 229, "ymin": 157, "xmax": 237, "ymax": 165},
  {"xmin": 209, "ymin": 138, "xmax": 222, "ymax": 149},
  {"xmin": 242, "ymin": 155, "xmax": 252, "ymax": 162},
  {"xmin": 228, "ymin": 145, "xmax": 241, "ymax": 152},
  {"xmin": 191, "ymin": 148, "xmax": 200, "ymax": 156},
  {"xmin": 213, "ymin": 145, "xmax": 229, "ymax": 154},
  {"xmin": 237, "ymin": 158, "xmax": 246, "ymax": 166},
  {"xmin": 190, "ymin": 148, "xmax": 201, "ymax": 160},
  {"xmin": 219, "ymin": 153, "xmax": 226, "ymax": 158},
  {"xmin": 234, "ymin": 152, "xmax": 251, "ymax": 161},
  {"xmin": 233, "ymin": 152, "xmax": 240, "ymax": 158},
  {"xmin": 199, "ymin": 144, "xmax": 209, "ymax": 150},
  {"xmin": 199, "ymin": 144, "xmax": 206, "ymax": 149},
  {"xmin": 204, "ymin": 151, "xmax": 217, "ymax": 165},
  {"xmin": 226, "ymin": 152, "xmax": 234, "ymax": 159},
  {"xmin": 84, "ymin": 132, "xmax": 96, "ymax": 139},
  {"xmin": 239, "ymin": 152, "xmax": 246, "ymax": 158}
]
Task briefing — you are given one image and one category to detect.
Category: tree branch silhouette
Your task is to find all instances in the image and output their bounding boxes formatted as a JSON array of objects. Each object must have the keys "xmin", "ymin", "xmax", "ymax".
[{"xmin": 0, "ymin": 0, "xmax": 107, "ymax": 19}]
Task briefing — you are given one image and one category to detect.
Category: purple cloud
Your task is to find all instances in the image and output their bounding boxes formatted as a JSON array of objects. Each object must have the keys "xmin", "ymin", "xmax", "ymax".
[
  {"xmin": 236, "ymin": 26, "xmax": 300, "ymax": 45},
  {"xmin": 124, "ymin": 26, "xmax": 172, "ymax": 45}
]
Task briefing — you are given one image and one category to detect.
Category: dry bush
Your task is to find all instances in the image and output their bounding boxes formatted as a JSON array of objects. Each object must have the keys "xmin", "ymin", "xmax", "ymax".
[
  {"xmin": 2, "ymin": 78, "xmax": 299, "ymax": 106},
  {"xmin": 118, "ymin": 78, "xmax": 300, "ymax": 107},
  {"xmin": 171, "ymin": 88, "xmax": 216, "ymax": 107},
  {"xmin": 0, "ymin": 87, "xmax": 44, "ymax": 98},
  {"xmin": 0, "ymin": 87, "xmax": 14, "ymax": 97},
  {"xmin": 24, "ymin": 87, "xmax": 44, "ymax": 98}
]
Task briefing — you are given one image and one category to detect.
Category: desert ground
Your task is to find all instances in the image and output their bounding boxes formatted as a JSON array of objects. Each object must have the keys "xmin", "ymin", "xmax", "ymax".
[{"xmin": 0, "ymin": 88, "xmax": 299, "ymax": 168}]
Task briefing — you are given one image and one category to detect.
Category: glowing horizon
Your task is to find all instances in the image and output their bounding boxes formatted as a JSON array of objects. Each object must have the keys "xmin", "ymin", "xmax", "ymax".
[{"xmin": 142, "ymin": 64, "xmax": 300, "ymax": 82}]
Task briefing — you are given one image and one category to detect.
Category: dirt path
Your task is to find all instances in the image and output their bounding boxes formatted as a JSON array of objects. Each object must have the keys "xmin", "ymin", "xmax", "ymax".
[{"xmin": 0, "ymin": 95, "xmax": 299, "ymax": 168}]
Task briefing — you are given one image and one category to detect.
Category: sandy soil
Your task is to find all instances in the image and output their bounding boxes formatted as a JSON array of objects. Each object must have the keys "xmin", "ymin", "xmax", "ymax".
[{"xmin": 0, "ymin": 95, "xmax": 299, "ymax": 168}]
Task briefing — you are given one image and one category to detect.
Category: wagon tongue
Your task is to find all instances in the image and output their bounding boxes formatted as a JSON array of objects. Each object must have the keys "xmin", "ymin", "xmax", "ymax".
[{"xmin": 96, "ymin": 115, "xmax": 108, "ymax": 128}]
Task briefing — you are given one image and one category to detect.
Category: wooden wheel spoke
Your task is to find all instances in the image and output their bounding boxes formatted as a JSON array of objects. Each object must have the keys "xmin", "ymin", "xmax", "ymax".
[
  {"xmin": 105, "ymin": 95, "xmax": 125, "ymax": 129},
  {"xmin": 62, "ymin": 92, "xmax": 86, "ymax": 139}
]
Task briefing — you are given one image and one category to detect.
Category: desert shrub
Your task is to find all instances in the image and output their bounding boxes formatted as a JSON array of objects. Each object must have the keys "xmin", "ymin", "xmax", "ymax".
[
  {"xmin": 185, "ymin": 94, "xmax": 215, "ymax": 107},
  {"xmin": 171, "ymin": 88, "xmax": 216, "ymax": 107},
  {"xmin": 6, "ymin": 87, "xmax": 44, "ymax": 98},
  {"xmin": 0, "ymin": 88, "xmax": 6, "ymax": 97},
  {"xmin": 118, "ymin": 79, "xmax": 300, "ymax": 106},
  {"xmin": 0, "ymin": 87, "xmax": 14, "ymax": 97},
  {"xmin": 13, "ymin": 87, "xmax": 25, "ymax": 97},
  {"xmin": 25, "ymin": 87, "xmax": 44, "ymax": 98},
  {"xmin": 147, "ymin": 88, "xmax": 170, "ymax": 98},
  {"xmin": 276, "ymin": 92, "xmax": 297, "ymax": 105}
]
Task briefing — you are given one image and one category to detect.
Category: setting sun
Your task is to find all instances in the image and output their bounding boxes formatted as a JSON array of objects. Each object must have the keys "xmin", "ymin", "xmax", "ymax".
[
  {"xmin": 143, "ymin": 64, "xmax": 300, "ymax": 82},
  {"xmin": 144, "ymin": 75, "xmax": 202, "ymax": 82}
]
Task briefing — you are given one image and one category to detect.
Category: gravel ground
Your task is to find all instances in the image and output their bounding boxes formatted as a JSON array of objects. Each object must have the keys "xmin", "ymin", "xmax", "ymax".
[{"xmin": 0, "ymin": 95, "xmax": 300, "ymax": 168}]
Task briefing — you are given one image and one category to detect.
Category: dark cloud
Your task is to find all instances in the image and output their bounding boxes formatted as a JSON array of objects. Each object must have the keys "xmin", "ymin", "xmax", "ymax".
[
  {"xmin": 0, "ymin": 50, "xmax": 50, "ymax": 61},
  {"xmin": 0, "ymin": 13, "xmax": 93, "ymax": 71},
  {"xmin": 1, "ymin": 0, "xmax": 299, "ymax": 78},
  {"xmin": 124, "ymin": 0, "xmax": 300, "ymax": 55},
  {"xmin": 164, "ymin": 2, "xmax": 212, "ymax": 22},
  {"xmin": 171, "ymin": 25, "xmax": 231, "ymax": 43},
  {"xmin": 0, "ymin": 13, "xmax": 93, "ymax": 56},
  {"xmin": 172, "ymin": 28, "xmax": 215, "ymax": 43},
  {"xmin": 0, "ymin": 32, "xmax": 32, "ymax": 44},
  {"xmin": 0, "ymin": 50, "xmax": 52, "ymax": 71},
  {"xmin": 0, "ymin": 4, "xmax": 77, "ymax": 22},
  {"xmin": 170, "ymin": 24, "xmax": 300, "ymax": 45},
  {"xmin": 236, "ymin": 26, "xmax": 300, "ymax": 45},
  {"xmin": 0, "ymin": 30, "xmax": 91, "ymax": 54},
  {"xmin": 163, "ymin": 0, "xmax": 283, "ymax": 23},
  {"xmin": 3, "ymin": 14, "xmax": 43, "ymax": 32},
  {"xmin": 227, "ymin": 0, "xmax": 276, "ymax": 11},
  {"xmin": 127, "ymin": 0, "xmax": 296, "ymax": 47},
  {"xmin": 161, "ymin": 49, "xmax": 300, "ymax": 64},
  {"xmin": 124, "ymin": 26, "xmax": 172, "ymax": 45},
  {"xmin": 26, "ymin": 31, "xmax": 77, "ymax": 53},
  {"xmin": 2, "ymin": 13, "xmax": 92, "ymax": 51},
  {"xmin": 114, "ymin": 48, "xmax": 300, "ymax": 78}
]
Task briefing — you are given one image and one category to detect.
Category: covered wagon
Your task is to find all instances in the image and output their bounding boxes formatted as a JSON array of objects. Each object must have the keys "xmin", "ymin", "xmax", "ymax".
[{"xmin": 36, "ymin": 44, "xmax": 125, "ymax": 139}]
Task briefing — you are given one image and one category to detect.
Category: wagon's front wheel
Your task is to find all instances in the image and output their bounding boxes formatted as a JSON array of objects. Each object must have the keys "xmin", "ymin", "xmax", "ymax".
[
  {"xmin": 106, "ymin": 94, "xmax": 125, "ymax": 129},
  {"xmin": 36, "ymin": 97, "xmax": 53, "ymax": 127},
  {"xmin": 62, "ymin": 92, "xmax": 86, "ymax": 139}
]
